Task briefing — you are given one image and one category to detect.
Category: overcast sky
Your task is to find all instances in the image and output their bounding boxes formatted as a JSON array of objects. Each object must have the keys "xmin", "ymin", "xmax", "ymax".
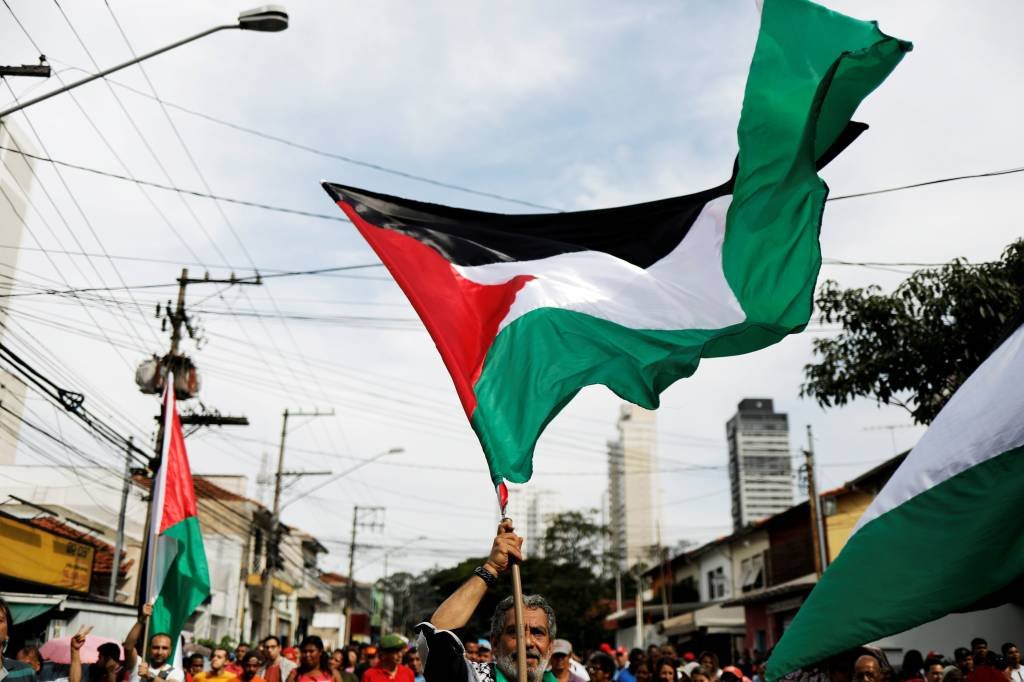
[{"xmin": 1, "ymin": 1, "xmax": 1022, "ymax": 582}]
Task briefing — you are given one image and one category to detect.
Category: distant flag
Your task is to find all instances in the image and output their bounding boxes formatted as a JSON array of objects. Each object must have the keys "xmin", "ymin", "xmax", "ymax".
[
  {"xmin": 767, "ymin": 318, "xmax": 1024, "ymax": 679},
  {"xmin": 146, "ymin": 375, "xmax": 211, "ymax": 654},
  {"xmin": 324, "ymin": 0, "xmax": 910, "ymax": 488}
]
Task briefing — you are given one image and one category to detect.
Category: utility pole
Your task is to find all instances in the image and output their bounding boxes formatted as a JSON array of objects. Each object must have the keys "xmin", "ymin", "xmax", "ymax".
[
  {"xmin": 634, "ymin": 567, "xmax": 644, "ymax": 649},
  {"xmin": 804, "ymin": 425, "xmax": 824, "ymax": 577},
  {"xmin": 145, "ymin": 267, "xmax": 261, "ymax": 462},
  {"xmin": 135, "ymin": 267, "xmax": 260, "ymax": 608},
  {"xmin": 258, "ymin": 408, "xmax": 334, "ymax": 639},
  {"xmin": 108, "ymin": 436, "xmax": 132, "ymax": 603},
  {"xmin": 344, "ymin": 505, "xmax": 384, "ymax": 645}
]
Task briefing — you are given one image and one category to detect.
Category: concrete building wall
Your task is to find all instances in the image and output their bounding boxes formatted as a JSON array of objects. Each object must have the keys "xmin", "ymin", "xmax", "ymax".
[
  {"xmin": 730, "ymin": 530, "xmax": 769, "ymax": 595},
  {"xmin": 824, "ymin": 489, "xmax": 873, "ymax": 563},
  {"xmin": 872, "ymin": 604, "xmax": 1024, "ymax": 661},
  {"xmin": 201, "ymin": 534, "xmax": 246, "ymax": 643},
  {"xmin": 697, "ymin": 545, "xmax": 733, "ymax": 603},
  {"xmin": 0, "ymin": 465, "xmax": 146, "ymax": 601}
]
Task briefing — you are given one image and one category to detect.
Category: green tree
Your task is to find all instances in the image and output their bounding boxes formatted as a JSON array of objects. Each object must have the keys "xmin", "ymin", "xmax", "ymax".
[
  {"xmin": 802, "ymin": 240, "xmax": 1024, "ymax": 424},
  {"xmin": 541, "ymin": 510, "xmax": 611, "ymax": 571},
  {"xmin": 399, "ymin": 515, "xmax": 616, "ymax": 650}
]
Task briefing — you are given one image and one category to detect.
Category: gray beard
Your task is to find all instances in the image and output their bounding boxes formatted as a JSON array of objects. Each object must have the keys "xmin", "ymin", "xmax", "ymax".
[{"xmin": 494, "ymin": 650, "xmax": 550, "ymax": 682}]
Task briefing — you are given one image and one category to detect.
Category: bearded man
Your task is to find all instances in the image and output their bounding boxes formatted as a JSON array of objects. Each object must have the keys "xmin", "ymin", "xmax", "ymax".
[{"xmin": 415, "ymin": 521, "xmax": 556, "ymax": 682}]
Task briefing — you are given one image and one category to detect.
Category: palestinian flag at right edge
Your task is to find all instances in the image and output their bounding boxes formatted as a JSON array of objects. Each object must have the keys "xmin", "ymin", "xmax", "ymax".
[
  {"xmin": 324, "ymin": 0, "xmax": 911, "ymax": 487},
  {"xmin": 767, "ymin": 319, "xmax": 1024, "ymax": 680}
]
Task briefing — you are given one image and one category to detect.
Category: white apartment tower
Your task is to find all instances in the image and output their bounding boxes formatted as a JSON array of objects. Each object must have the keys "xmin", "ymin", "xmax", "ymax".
[
  {"xmin": 504, "ymin": 487, "xmax": 559, "ymax": 557},
  {"xmin": 727, "ymin": 398, "xmax": 794, "ymax": 530},
  {"xmin": 607, "ymin": 404, "xmax": 657, "ymax": 570}
]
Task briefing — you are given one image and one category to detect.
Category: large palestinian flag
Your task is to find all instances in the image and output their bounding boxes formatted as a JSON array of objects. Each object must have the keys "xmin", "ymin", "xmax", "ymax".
[
  {"xmin": 146, "ymin": 375, "xmax": 210, "ymax": 653},
  {"xmin": 324, "ymin": 0, "xmax": 910, "ymax": 486},
  {"xmin": 766, "ymin": 318, "xmax": 1024, "ymax": 680}
]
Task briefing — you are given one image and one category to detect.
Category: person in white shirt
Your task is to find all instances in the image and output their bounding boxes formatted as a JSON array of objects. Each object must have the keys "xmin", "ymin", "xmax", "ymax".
[
  {"xmin": 1001, "ymin": 644, "xmax": 1022, "ymax": 682},
  {"xmin": 123, "ymin": 604, "xmax": 184, "ymax": 682}
]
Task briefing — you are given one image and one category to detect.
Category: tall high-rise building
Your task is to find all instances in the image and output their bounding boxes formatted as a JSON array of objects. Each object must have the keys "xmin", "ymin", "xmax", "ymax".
[
  {"xmin": 727, "ymin": 398, "xmax": 794, "ymax": 530},
  {"xmin": 504, "ymin": 487, "xmax": 559, "ymax": 557},
  {"xmin": 607, "ymin": 404, "xmax": 658, "ymax": 570}
]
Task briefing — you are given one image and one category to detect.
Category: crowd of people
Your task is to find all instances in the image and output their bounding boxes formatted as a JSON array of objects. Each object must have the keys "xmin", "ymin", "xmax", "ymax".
[
  {"xmin": 177, "ymin": 633, "xmax": 427, "ymax": 682},
  {"xmin": 0, "ymin": 598, "xmax": 428, "ymax": 682},
  {"xmin": 472, "ymin": 638, "xmax": 1022, "ymax": 682},
  {"xmin": 2, "ymin": 538, "xmax": 1022, "ymax": 682}
]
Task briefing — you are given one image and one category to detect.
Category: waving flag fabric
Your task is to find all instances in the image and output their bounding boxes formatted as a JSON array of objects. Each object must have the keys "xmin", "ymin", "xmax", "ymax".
[
  {"xmin": 766, "ymin": 319, "xmax": 1024, "ymax": 680},
  {"xmin": 146, "ymin": 375, "xmax": 210, "ymax": 652},
  {"xmin": 324, "ymin": 0, "xmax": 910, "ymax": 486}
]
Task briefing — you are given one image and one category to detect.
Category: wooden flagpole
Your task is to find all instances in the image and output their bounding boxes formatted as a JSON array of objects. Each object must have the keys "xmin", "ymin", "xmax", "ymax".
[
  {"xmin": 498, "ymin": 482, "xmax": 527, "ymax": 682},
  {"xmin": 511, "ymin": 561, "xmax": 527, "ymax": 682}
]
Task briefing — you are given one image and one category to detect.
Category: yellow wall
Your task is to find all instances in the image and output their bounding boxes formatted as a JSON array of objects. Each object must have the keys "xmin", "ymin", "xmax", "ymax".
[
  {"xmin": 0, "ymin": 516, "xmax": 94, "ymax": 592},
  {"xmin": 825, "ymin": 490, "xmax": 873, "ymax": 563}
]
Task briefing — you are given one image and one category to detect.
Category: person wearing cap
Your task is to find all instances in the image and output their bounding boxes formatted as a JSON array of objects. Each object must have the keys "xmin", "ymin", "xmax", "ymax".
[
  {"xmin": 415, "ymin": 520, "xmax": 556, "ymax": 682},
  {"xmin": 549, "ymin": 641, "xmax": 587, "ymax": 682},
  {"xmin": 361, "ymin": 635, "xmax": 414, "ymax": 682},
  {"xmin": 477, "ymin": 642, "xmax": 494, "ymax": 665}
]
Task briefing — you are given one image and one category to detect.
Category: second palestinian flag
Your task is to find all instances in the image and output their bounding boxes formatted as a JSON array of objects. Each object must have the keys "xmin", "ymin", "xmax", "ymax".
[
  {"xmin": 146, "ymin": 375, "xmax": 211, "ymax": 653},
  {"xmin": 325, "ymin": 0, "xmax": 910, "ymax": 485}
]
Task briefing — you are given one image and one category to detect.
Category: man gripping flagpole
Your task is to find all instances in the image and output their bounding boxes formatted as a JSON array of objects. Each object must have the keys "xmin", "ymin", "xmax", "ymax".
[{"xmin": 124, "ymin": 374, "xmax": 211, "ymax": 682}]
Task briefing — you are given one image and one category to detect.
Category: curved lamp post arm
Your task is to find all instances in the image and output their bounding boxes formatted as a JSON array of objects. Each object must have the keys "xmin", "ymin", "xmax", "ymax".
[
  {"xmin": 0, "ymin": 25, "xmax": 236, "ymax": 119},
  {"xmin": 0, "ymin": 5, "xmax": 287, "ymax": 119}
]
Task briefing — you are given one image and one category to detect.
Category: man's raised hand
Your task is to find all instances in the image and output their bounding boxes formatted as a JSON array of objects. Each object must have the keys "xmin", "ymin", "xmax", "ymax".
[
  {"xmin": 484, "ymin": 519, "xmax": 523, "ymax": 576},
  {"xmin": 71, "ymin": 625, "xmax": 92, "ymax": 651}
]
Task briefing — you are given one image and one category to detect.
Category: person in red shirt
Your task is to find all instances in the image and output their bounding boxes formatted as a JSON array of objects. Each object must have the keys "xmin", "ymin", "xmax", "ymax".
[{"xmin": 361, "ymin": 636, "xmax": 413, "ymax": 682}]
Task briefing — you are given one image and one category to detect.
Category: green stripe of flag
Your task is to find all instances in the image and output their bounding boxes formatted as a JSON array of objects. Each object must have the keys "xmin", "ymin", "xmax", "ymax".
[
  {"xmin": 766, "ymin": 446, "xmax": 1024, "ymax": 680},
  {"xmin": 150, "ymin": 516, "xmax": 211, "ymax": 645}
]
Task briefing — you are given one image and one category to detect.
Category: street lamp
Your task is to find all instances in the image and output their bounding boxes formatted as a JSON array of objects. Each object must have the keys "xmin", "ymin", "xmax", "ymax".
[
  {"xmin": 0, "ymin": 5, "xmax": 289, "ymax": 119},
  {"xmin": 281, "ymin": 447, "xmax": 405, "ymax": 510}
]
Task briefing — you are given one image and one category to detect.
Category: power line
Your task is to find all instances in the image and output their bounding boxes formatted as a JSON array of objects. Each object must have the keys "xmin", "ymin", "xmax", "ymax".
[
  {"xmin": 0, "ymin": 7, "xmax": 163, "ymax": 350},
  {"xmin": 92, "ymin": 0, "xmax": 357, "ymax": 464},
  {"xmin": 49, "ymin": 61, "xmax": 560, "ymax": 212},
  {"xmin": 0, "ymin": 143, "xmax": 347, "ymax": 222},
  {"xmin": 5, "ymin": 138, "xmax": 1024, "ymax": 227},
  {"xmin": 828, "ymin": 165, "xmax": 1024, "ymax": 201},
  {"xmin": 0, "ymin": 263, "xmax": 384, "ymax": 298},
  {"xmin": 0, "ymin": 341, "xmax": 150, "ymax": 467}
]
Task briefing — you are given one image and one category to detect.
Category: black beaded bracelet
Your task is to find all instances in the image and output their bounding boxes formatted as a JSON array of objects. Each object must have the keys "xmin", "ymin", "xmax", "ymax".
[{"xmin": 474, "ymin": 565, "xmax": 498, "ymax": 588}]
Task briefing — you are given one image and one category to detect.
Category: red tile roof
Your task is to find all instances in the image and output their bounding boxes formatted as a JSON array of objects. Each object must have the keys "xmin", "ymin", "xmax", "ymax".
[{"xmin": 132, "ymin": 474, "xmax": 259, "ymax": 505}]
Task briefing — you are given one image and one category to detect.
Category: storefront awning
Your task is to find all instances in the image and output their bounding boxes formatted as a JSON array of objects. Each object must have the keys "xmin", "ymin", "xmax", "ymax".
[
  {"xmin": 659, "ymin": 603, "xmax": 745, "ymax": 636},
  {"xmin": 1, "ymin": 593, "xmax": 65, "ymax": 624},
  {"xmin": 721, "ymin": 577, "xmax": 816, "ymax": 608}
]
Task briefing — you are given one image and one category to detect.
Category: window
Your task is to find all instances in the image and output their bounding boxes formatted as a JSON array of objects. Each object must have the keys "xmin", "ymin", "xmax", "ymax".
[
  {"xmin": 740, "ymin": 553, "xmax": 765, "ymax": 592},
  {"xmin": 706, "ymin": 566, "xmax": 727, "ymax": 600}
]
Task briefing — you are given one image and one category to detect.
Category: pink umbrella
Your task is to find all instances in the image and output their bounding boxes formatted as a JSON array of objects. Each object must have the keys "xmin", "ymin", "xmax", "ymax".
[{"xmin": 39, "ymin": 635, "xmax": 123, "ymax": 665}]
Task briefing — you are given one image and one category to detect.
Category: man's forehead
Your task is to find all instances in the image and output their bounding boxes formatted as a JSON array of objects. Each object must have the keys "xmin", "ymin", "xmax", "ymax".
[{"xmin": 503, "ymin": 606, "xmax": 550, "ymax": 630}]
